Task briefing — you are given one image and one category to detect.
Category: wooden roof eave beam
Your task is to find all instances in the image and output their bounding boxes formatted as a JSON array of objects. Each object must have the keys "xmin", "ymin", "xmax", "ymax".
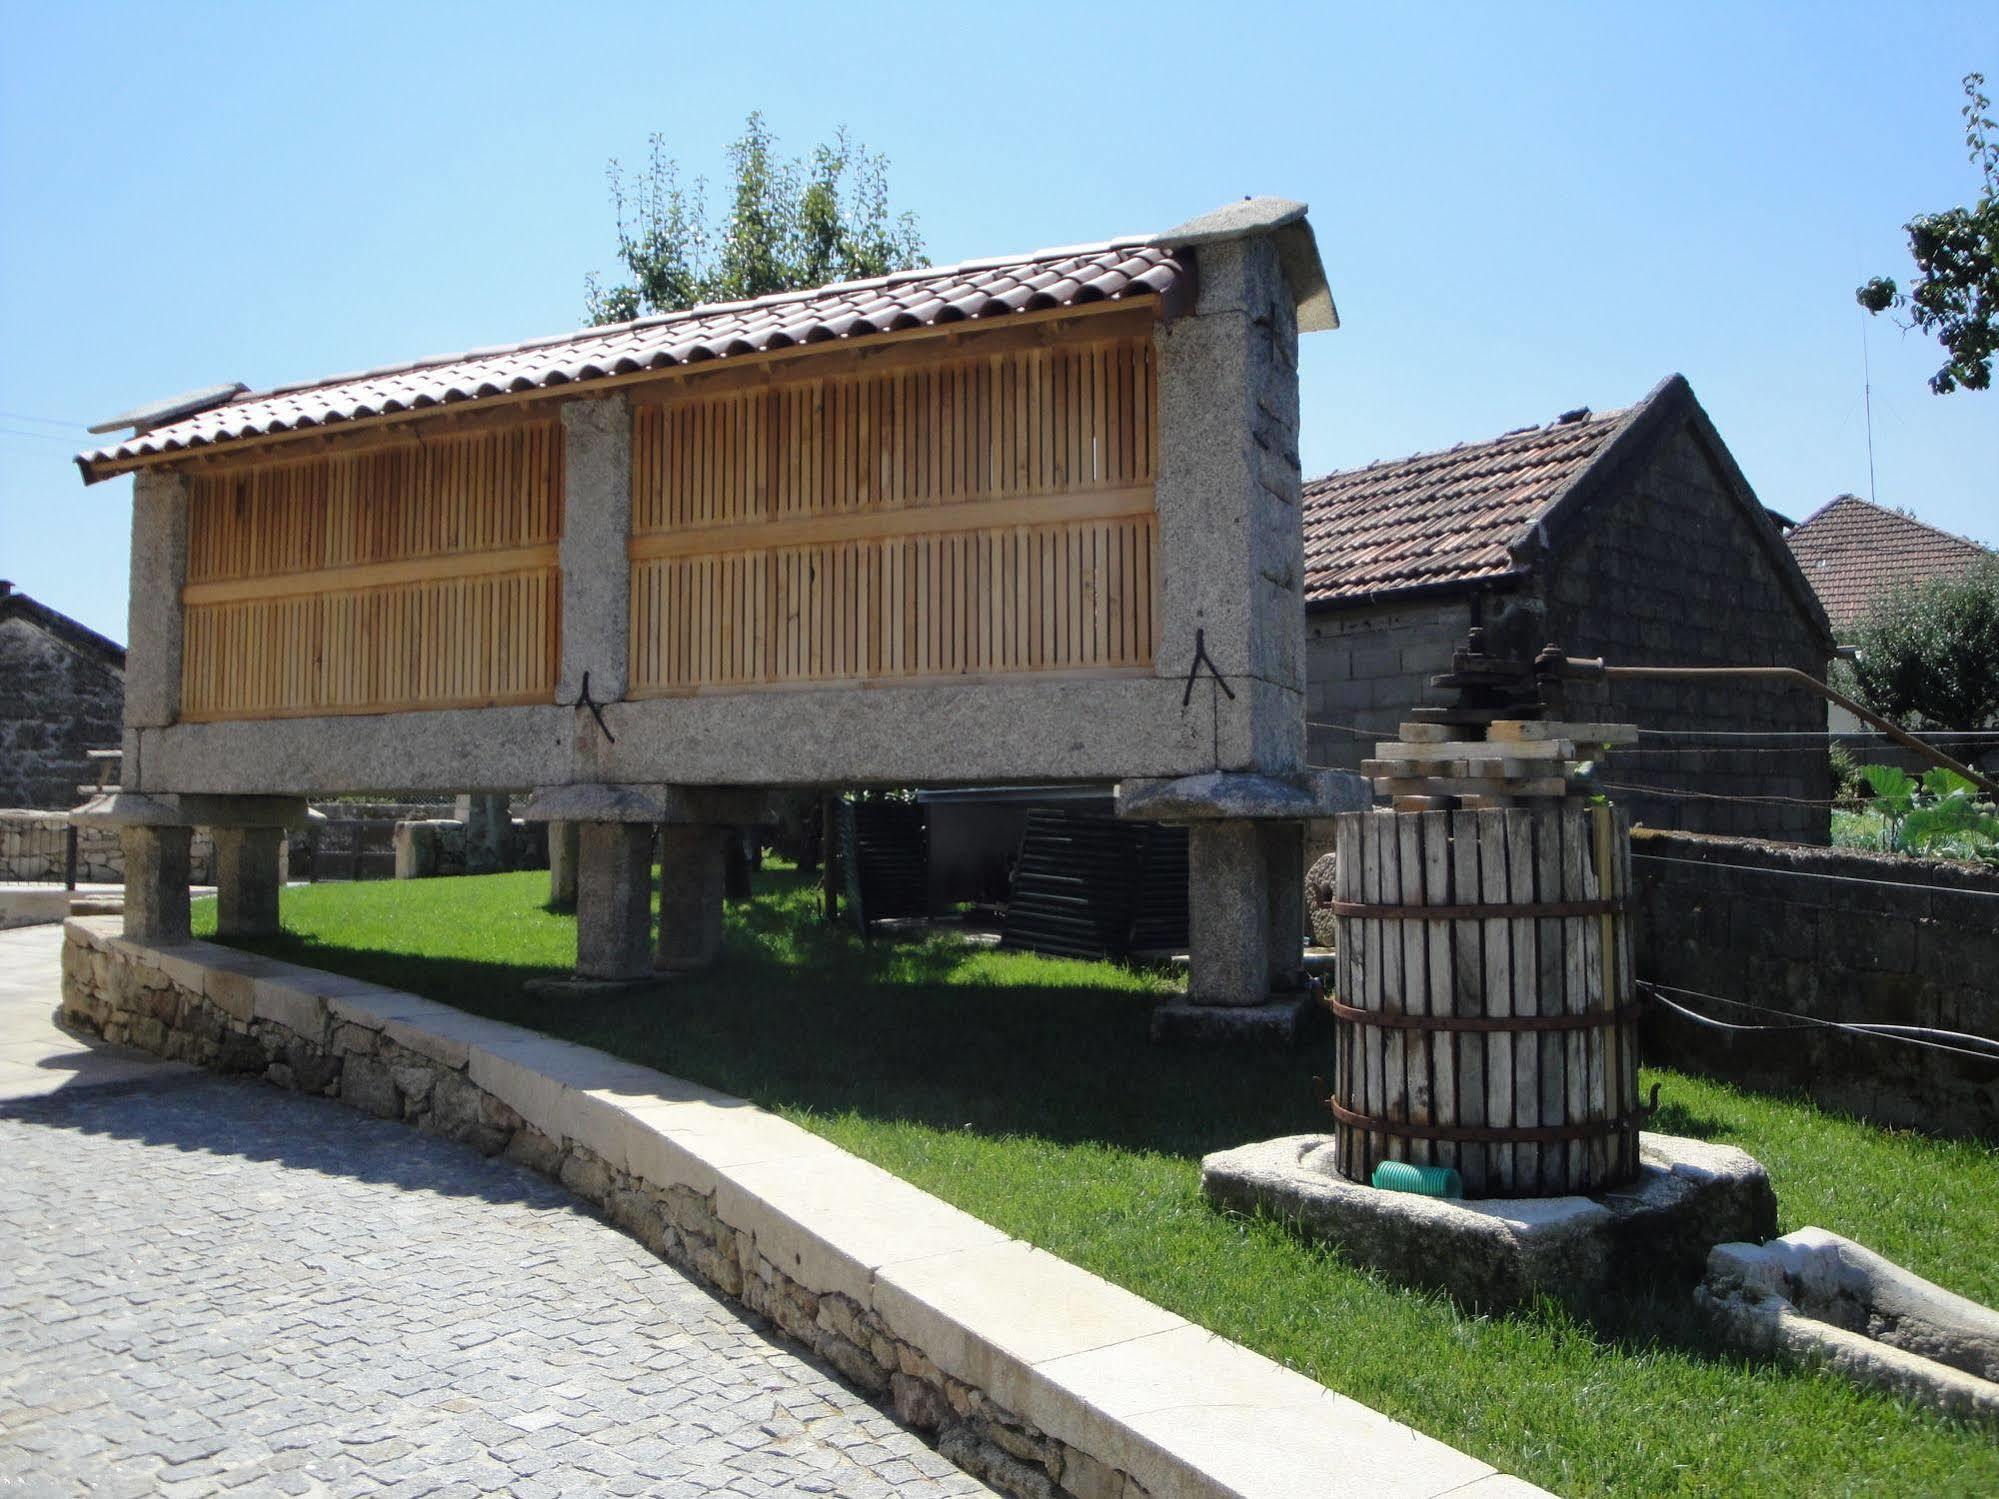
[{"xmin": 80, "ymin": 296, "xmax": 1165, "ymax": 484}]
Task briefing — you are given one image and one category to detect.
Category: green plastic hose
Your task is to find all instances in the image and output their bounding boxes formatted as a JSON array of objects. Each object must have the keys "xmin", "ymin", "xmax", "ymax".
[{"xmin": 1371, "ymin": 1160, "xmax": 1464, "ymax": 1198}]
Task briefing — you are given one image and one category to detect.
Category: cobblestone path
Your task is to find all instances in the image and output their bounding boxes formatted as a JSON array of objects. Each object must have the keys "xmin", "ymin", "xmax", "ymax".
[{"xmin": 0, "ymin": 1062, "xmax": 991, "ymax": 1498}]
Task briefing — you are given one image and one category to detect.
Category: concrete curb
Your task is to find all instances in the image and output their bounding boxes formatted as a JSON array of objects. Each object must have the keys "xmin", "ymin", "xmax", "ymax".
[{"xmin": 58, "ymin": 917, "xmax": 1545, "ymax": 1499}]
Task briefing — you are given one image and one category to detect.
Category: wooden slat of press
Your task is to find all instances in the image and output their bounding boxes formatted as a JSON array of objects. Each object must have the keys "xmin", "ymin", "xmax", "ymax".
[
  {"xmin": 1478, "ymin": 809, "xmax": 1515, "ymax": 1195},
  {"xmin": 1358, "ymin": 813, "xmax": 1382, "ymax": 1175},
  {"xmin": 1615, "ymin": 815, "xmax": 1631, "ymax": 1191},
  {"xmin": 1421, "ymin": 811, "xmax": 1454, "ymax": 1178},
  {"xmin": 1333, "ymin": 814, "xmax": 1359, "ymax": 1174},
  {"xmin": 1507, "ymin": 807, "xmax": 1538, "ymax": 1193},
  {"xmin": 1450, "ymin": 808, "xmax": 1486, "ymax": 1193},
  {"xmin": 1586, "ymin": 805, "xmax": 1613, "ymax": 1188},
  {"xmin": 1378, "ymin": 812, "xmax": 1406, "ymax": 1172},
  {"xmin": 1395, "ymin": 811, "xmax": 1430, "ymax": 1166},
  {"xmin": 1561, "ymin": 809, "xmax": 1591, "ymax": 1190},
  {"xmin": 1534, "ymin": 807, "xmax": 1566, "ymax": 1191}
]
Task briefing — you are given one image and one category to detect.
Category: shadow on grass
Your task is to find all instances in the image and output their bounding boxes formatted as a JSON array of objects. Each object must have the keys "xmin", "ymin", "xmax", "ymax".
[
  {"xmin": 226, "ymin": 870, "xmax": 1330, "ymax": 1162},
  {"xmin": 1646, "ymin": 1098, "xmax": 1740, "ymax": 1142}
]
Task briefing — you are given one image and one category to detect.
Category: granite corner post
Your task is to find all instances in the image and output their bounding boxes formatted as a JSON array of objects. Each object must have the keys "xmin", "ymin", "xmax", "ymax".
[
  {"xmin": 553, "ymin": 393, "xmax": 651, "ymax": 979},
  {"xmin": 1152, "ymin": 231, "xmax": 1306, "ymax": 775},
  {"xmin": 124, "ymin": 468, "xmax": 191, "ymax": 790},
  {"xmin": 558, "ymin": 392, "xmax": 633, "ymax": 714},
  {"xmin": 1144, "ymin": 230, "xmax": 1314, "ymax": 1034}
]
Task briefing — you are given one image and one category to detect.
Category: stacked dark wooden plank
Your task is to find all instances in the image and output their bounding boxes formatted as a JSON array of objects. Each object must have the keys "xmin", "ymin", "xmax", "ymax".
[
  {"xmin": 998, "ymin": 812, "xmax": 1189, "ymax": 960},
  {"xmin": 834, "ymin": 799, "xmax": 930, "ymax": 932},
  {"xmin": 1126, "ymin": 823, "xmax": 1190, "ymax": 954}
]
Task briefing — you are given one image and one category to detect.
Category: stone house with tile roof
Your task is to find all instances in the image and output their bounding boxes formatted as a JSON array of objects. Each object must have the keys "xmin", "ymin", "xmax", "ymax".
[
  {"xmin": 1783, "ymin": 494, "xmax": 1993, "ymax": 633},
  {"xmin": 1302, "ymin": 375, "xmax": 1838, "ymax": 841},
  {"xmin": 0, "ymin": 581, "xmax": 125, "ymax": 810}
]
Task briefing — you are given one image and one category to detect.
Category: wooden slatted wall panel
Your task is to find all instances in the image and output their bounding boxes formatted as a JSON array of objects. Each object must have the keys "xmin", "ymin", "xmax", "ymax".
[
  {"xmin": 181, "ymin": 421, "xmax": 563, "ymax": 720},
  {"xmin": 629, "ymin": 330, "xmax": 1158, "ymax": 695}
]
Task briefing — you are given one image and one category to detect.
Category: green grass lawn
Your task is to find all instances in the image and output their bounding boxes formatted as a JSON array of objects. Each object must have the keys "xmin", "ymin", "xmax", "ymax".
[{"xmin": 198, "ymin": 869, "xmax": 1998, "ymax": 1496}]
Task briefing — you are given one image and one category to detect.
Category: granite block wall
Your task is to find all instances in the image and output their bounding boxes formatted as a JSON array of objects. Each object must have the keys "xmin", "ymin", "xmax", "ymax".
[
  {"xmin": 1533, "ymin": 426, "xmax": 1832, "ymax": 842},
  {"xmin": 1631, "ymin": 828, "xmax": 1997, "ymax": 1139},
  {"xmin": 0, "ymin": 614, "xmax": 124, "ymax": 810}
]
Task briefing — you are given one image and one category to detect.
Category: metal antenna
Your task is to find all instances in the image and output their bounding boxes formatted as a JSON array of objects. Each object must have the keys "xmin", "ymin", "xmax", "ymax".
[{"xmin": 1860, "ymin": 307, "xmax": 1879, "ymax": 506}]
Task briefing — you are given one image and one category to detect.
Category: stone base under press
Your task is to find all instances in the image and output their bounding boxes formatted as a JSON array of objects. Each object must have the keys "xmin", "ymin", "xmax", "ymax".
[
  {"xmin": 1149, "ymin": 997, "xmax": 1317, "ymax": 1046},
  {"xmin": 1201, "ymin": 1132, "xmax": 1776, "ymax": 1311},
  {"xmin": 522, "ymin": 975, "xmax": 663, "ymax": 1000}
]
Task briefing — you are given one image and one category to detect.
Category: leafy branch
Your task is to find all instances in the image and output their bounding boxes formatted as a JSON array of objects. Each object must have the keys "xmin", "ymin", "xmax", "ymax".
[{"xmin": 1857, "ymin": 73, "xmax": 1999, "ymax": 394}]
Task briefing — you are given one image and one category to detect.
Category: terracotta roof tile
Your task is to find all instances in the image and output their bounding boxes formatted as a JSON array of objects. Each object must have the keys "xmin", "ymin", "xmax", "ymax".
[
  {"xmin": 81, "ymin": 241, "xmax": 1182, "ymax": 478},
  {"xmin": 1300, "ymin": 401, "xmax": 1645, "ymax": 605},
  {"xmin": 1784, "ymin": 495, "xmax": 1993, "ymax": 630}
]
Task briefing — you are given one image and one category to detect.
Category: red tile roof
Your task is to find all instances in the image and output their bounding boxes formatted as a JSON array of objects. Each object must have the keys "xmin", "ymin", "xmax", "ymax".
[
  {"xmin": 1300, "ymin": 396, "xmax": 1651, "ymax": 605},
  {"xmin": 79, "ymin": 241, "xmax": 1183, "ymax": 481},
  {"xmin": 1784, "ymin": 495, "xmax": 1993, "ymax": 630}
]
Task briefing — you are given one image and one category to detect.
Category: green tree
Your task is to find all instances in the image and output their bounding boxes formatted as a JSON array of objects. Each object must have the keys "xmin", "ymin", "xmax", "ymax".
[
  {"xmin": 1856, "ymin": 73, "xmax": 1999, "ymax": 393},
  {"xmin": 1839, "ymin": 557, "xmax": 1999, "ymax": 731},
  {"xmin": 586, "ymin": 113, "xmax": 926, "ymax": 326}
]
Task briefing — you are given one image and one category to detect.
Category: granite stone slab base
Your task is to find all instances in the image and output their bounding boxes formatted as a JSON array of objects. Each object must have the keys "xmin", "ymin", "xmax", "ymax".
[
  {"xmin": 522, "ymin": 975, "xmax": 663, "ymax": 1000},
  {"xmin": 1149, "ymin": 997, "xmax": 1317, "ymax": 1046},
  {"xmin": 1201, "ymin": 1132, "xmax": 1776, "ymax": 1312},
  {"xmin": 1697, "ymin": 1228, "xmax": 1999, "ymax": 1422}
]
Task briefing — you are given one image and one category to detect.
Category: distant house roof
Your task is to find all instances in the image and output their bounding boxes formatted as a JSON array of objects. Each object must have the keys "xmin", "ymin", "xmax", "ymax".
[
  {"xmin": 1784, "ymin": 494, "xmax": 1993, "ymax": 631},
  {"xmin": 1299, "ymin": 374, "xmax": 1831, "ymax": 648},
  {"xmin": 0, "ymin": 581, "xmax": 125, "ymax": 670},
  {"xmin": 77, "ymin": 241, "xmax": 1188, "ymax": 482}
]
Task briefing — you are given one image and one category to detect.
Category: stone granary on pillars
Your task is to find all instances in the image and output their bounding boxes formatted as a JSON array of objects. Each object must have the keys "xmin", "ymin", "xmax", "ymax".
[
  {"xmin": 1299, "ymin": 375, "xmax": 1839, "ymax": 844},
  {"xmin": 74, "ymin": 197, "xmax": 1359, "ymax": 1007}
]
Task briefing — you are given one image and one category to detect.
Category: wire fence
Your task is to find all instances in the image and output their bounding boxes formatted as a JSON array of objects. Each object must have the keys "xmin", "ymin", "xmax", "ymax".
[
  {"xmin": 0, "ymin": 817, "xmax": 78, "ymax": 888},
  {"xmin": 1638, "ymin": 980, "xmax": 1999, "ymax": 1067}
]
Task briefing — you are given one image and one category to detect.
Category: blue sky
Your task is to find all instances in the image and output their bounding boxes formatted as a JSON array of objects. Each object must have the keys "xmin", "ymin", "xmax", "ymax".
[{"xmin": 4, "ymin": 1, "xmax": 1994, "ymax": 642}]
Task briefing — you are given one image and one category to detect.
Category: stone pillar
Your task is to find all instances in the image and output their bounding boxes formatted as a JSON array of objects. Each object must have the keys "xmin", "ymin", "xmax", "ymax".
[
  {"xmin": 558, "ymin": 396, "xmax": 632, "ymax": 709},
  {"xmin": 393, "ymin": 821, "xmax": 439, "ymax": 880},
  {"xmin": 1186, "ymin": 822, "xmax": 1272, "ymax": 1007},
  {"xmin": 124, "ymin": 471, "xmax": 190, "ymax": 783},
  {"xmin": 547, "ymin": 821, "xmax": 579, "ymax": 911},
  {"xmin": 657, "ymin": 825, "xmax": 728, "ymax": 972},
  {"xmin": 121, "ymin": 824, "xmax": 191, "ymax": 946},
  {"xmin": 574, "ymin": 822, "xmax": 654, "ymax": 981},
  {"xmin": 455, "ymin": 793, "xmax": 511, "ymax": 874},
  {"xmin": 211, "ymin": 826, "xmax": 284, "ymax": 938},
  {"xmin": 1262, "ymin": 821, "xmax": 1306, "ymax": 991}
]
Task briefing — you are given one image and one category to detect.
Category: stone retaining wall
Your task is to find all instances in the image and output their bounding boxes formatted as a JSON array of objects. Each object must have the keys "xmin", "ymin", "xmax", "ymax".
[
  {"xmin": 57, "ymin": 924, "xmax": 1115, "ymax": 1497},
  {"xmin": 1632, "ymin": 829, "xmax": 1999, "ymax": 1139}
]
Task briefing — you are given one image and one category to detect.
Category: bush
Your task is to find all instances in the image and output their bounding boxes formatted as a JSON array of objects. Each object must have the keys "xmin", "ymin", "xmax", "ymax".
[{"xmin": 1840, "ymin": 557, "xmax": 1999, "ymax": 731}]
